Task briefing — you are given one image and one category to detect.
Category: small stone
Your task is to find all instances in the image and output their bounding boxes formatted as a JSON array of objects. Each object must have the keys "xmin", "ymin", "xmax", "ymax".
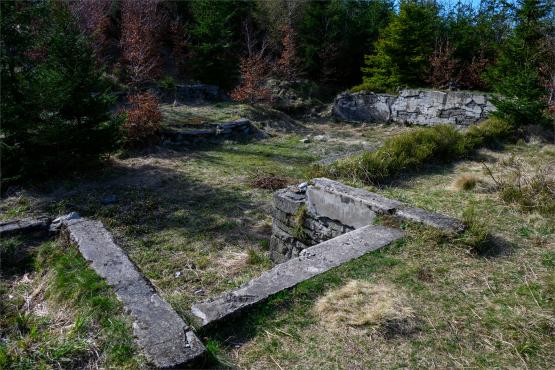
[
  {"xmin": 49, "ymin": 212, "xmax": 80, "ymax": 233},
  {"xmin": 313, "ymin": 135, "xmax": 327, "ymax": 142},
  {"xmin": 101, "ymin": 195, "xmax": 118, "ymax": 205}
]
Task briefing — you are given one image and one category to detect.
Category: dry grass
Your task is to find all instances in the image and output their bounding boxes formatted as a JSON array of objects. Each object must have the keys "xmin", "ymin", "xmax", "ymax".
[
  {"xmin": 314, "ymin": 280, "xmax": 414, "ymax": 334},
  {"xmin": 453, "ymin": 173, "xmax": 481, "ymax": 191}
]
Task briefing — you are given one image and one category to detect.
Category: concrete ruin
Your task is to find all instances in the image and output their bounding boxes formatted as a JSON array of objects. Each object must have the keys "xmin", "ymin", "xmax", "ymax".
[
  {"xmin": 333, "ymin": 89, "xmax": 496, "ymax": 126},
  {"xmin": 160, "ymin": 118, "xmax": 254, "ymax": 145},
  {"xmin": 270, "ymin": 178, "xmax": 464, "ymax": 262},
  {"xmin": 3, "ymin": 179, "xmax": 465, "ymax": 367},
  {"xmin": 191, "ymin": 225, "xmax": 404, "ymax": 327}
]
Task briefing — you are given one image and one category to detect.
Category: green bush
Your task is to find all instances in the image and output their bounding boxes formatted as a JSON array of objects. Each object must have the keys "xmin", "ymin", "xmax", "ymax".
[
  {"xmin": 458, "ymin": 204, "xmax": 494, "ymax": 255},
  {"xmin": 321, "ymin": 119, "xmax": 514, "ymax": 184}
]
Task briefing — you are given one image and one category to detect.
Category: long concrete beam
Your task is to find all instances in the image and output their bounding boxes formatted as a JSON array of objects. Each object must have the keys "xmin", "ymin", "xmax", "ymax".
[
  {"xmin": 191, "ymin": 225, "xmax": 404, "ymax": 327},
  {"xmin": 62, "ymin": 218, "xmax": 205, "ymax": 368}
]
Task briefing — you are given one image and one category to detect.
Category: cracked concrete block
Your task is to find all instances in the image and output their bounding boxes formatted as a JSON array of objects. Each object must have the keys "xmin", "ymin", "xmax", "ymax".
[
  {"xmin": 0, "ymin": 217, "xmax": 51, "ymax": 237},
  {"xmin": 273, "ymin": 188, "xmax": 306, "ymax": 214}
]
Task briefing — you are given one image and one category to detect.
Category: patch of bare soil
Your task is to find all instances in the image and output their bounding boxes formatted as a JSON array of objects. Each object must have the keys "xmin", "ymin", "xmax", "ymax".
[{"xmin": 248, "ymin": 175, "xmax": 296, "ymax": 190}]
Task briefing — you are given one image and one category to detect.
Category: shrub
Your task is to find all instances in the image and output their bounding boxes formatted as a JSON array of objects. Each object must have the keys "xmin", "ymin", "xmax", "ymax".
[
  {"xmin": 459, "ymin": 205, "xmax": 494, "ymax": 255},
  {"xmin": 464, "ymin": 117, "xmax": 514, "ymax": 149},
  {"xmin": 293, "ymin": 204, "xmax": 309, "ymax": 243},
  {"xmin": 321, "ymin": 119, "xmax": 515, "ymax": 185},
  {"xmin": 230, "ymin": 54, "xmax": 270, "ymax": 104},
  {"xmin": 324, "ymin": 125, "xmax": 467, "ymax": 183},
  {"xmin": 484, "ymin": 156, "xmax": 555, "ymax": 216},
  {"xmin": 453, "ymin": 174, "xmax": 480, "ymax": 191},
  {"xmin": 122, "ymin": 93, "xmax": 162, "ymax": 146},
  {"xmin": 159, "ymin": 75, "xmax": 176, "ymax": 90}
]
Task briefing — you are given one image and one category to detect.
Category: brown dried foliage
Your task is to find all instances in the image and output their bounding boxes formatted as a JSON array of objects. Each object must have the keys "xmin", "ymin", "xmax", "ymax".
[
  {"xmin": 122, "ymin": 92, "xmax": 162, "ymax": 146},
  {"xmin": 120, "ymin": 0, "xmax": 165, "ymax": 84},
  {"xmin": 231, "ymin": 54, "xmax": 271, "ymax": 104},
  {"xmin": 428, "ymin": 41, "xmax": 490, "ymax": 90},
  {"xmin": 249, "ymin": 175, "xmax": 293, "ymax": 190},
  {"xmin": 276, "ymin": 25, "xmax": 299, "ymax": 81},
  {"xmin": 70, "ymin": 0, "xmax": 112, "ymax": 63},
  {"xmin": 428, "ymin": 41, "xmax": 459, "ymax": 89}
]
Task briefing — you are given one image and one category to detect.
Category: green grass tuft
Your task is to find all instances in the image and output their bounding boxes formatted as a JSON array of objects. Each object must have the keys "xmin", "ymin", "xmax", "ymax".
[{"xmin": 321, "ymin": 119, "xmax": 514, "ymax": 185}]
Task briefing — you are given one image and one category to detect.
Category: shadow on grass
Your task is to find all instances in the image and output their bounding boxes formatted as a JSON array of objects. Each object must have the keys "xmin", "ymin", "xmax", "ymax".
[
  {"xmin": 34, "ymin": 163, "xmax": 264, "ymax": 248},
  {"xmin": 0, "ymin": 232, "xmax": 50, "ymax": 279}
]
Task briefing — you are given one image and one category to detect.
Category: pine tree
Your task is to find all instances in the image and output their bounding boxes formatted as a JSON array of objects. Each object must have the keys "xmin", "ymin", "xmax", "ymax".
[
  {"xmin": 189, "ymin": 0, "xmax": 248, "ymax": 89},
  {"xmin": 487, "ymin": 0, "xmax": 553, "ymax": 126},
  {"xmin": 298, "ymin": 0, "xmax": 393, "ymax": 87},
  {"xmin": 360, "ymin": 0, "xmax": 440, "ymax": 91},
  {"xmin": 1, "ymin": 1, "xmax": 121, "ymax": 186}
]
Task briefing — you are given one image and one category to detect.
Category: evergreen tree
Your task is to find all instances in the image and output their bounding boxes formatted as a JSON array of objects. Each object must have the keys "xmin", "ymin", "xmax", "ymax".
[
  {"xmin": 298, "ymin": 0, "xmax": 393, "ymax": 87},
  {"xmin": 360, "ymin": 0, "xmax": 440, "ymax": 91},
  {"xmin": 1, "ymin": 1, "xmax": 121, "ymax": 186},
  {"xmin": 189, "ymin": 0, "xmax": 249, "ymax": 89},
  {"xmin": 487, "ymin": 0, "xmax": 552, "ymax": 126}
]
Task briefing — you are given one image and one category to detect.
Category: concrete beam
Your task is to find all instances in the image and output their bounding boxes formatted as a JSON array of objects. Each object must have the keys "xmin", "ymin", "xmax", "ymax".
[
  {"xmin": 62, "ymin": 218, "xmax": 205, "ymax": 368},
  {"xmin": 191, "ymin": 225, "xmax": 404, "ymax": 327}
]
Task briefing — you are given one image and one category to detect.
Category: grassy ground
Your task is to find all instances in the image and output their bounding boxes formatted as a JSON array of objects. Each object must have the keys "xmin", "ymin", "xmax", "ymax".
[
  {"xmin": 0, "ymin": 236, "xmax": 141, "ymax": 368},
  {"xmin": 216, "ymin": 142, "xmax": 555, "ymax": 369},
  {"xmin": 1, "ymin": 102, "xmax": 553, "ymax": 368}
]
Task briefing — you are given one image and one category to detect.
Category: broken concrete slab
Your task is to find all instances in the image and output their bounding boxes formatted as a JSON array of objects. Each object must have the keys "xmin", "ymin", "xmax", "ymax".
[
  {"xmin": 61, "ymin": 218, "xmax": 205, "ymax": 368},
  {"xmin": 0, "ymin": 216, "xmax": 51, "ymax": 237},
  {"xmin": 396, "ymin": 206, "xmax": 465, "ymax": 233},
  {"xmin": 310, "ymin": 178, "xmax": 403, "ymax": 215},
  {"xmin": 310, "ymin": 178, "xmax": 464, "ymax": 232},
  {"xmin": 49, "ymin": 212, "xmax": 81, "ymax": 233},
  {"xmin": 191, "ymin": 225, "xmax": 404, "ymax": 327}
]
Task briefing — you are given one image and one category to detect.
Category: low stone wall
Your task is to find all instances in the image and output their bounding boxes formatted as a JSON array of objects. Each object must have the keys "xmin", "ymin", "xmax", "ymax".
[
  {"xmin": 270, "ymin": 178, "xmax": 464, "ymax": 263},
  {"xmin": 158, "ymin": 83, "xmax": 227, "ymax": 103},
  {"xmin": 160, "ymin": 118, "xmax": 253, "ymax": 145},
  {"xmin": 333, "ymin": 89, "xmax": 496, "ymax": 126}
]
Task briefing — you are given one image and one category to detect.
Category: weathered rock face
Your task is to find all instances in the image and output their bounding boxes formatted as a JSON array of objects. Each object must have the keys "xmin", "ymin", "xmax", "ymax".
[
  {"xmin": 333, "ymin": 89, "xmax": 496, "ymax": 126},
  {"xmin": 270, "ymin": 178, "xmax": 465, "ymax": 262}
]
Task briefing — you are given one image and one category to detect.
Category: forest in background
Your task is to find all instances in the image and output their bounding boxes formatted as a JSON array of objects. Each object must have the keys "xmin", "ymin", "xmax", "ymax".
[{"xmin": 2, "ymin": 0, "xmax": 554, "ymax": 186}]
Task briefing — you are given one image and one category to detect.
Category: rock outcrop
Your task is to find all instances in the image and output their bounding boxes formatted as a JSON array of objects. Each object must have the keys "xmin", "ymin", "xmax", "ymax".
[{"xmin": 333, "ymin": 89, "xmax": 496, "ymax": 126}]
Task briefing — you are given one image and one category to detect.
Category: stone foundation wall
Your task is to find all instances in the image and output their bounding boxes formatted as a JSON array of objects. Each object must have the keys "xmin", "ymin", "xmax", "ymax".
[
  {"xmin": 160, "ymin": 118, "xmax": 253, "ymax": 145},
  {"xmin": 333, "ymin": 89, "xmax": 495, "ymax": 126},
  {"xmin": 270, "ymin": 178, "xmax": 464, "ymax": 263}
]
